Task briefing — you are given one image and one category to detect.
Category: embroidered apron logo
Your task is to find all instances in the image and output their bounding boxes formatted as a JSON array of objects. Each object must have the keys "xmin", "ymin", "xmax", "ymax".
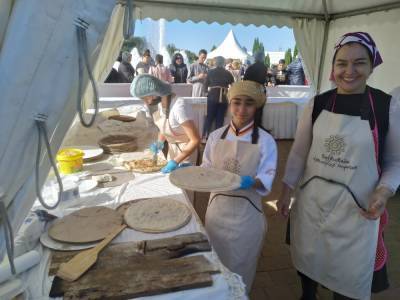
[
  {"xmin": 324, "ymin": 135, "xmax": 346, "ymax": 156},
  {"xmin": 223, "ymin": 157, "xmax": 241, "ymax": 174}
]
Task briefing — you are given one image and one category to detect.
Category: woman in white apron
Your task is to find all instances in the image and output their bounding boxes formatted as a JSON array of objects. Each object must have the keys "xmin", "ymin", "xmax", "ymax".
[
  {"xmin": 277, "ymin": 32, "xmax": 400, "ymax": 299},
  {"xmin": 202, "ymin": 81, "xmax": 278, "ymax": 293},
  {"xmin": 130, "ymin": 74, "xmax": 200, "ymax": 173}
]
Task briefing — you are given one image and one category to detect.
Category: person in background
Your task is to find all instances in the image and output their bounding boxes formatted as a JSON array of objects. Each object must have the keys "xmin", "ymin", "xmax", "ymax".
[
  {"xmin": 202, "ymin": 80, "xmax": 277, "ymax": 293},
  {"xmin": 117, "ymin": 51, "xmax": 135, "ymax": 83},
  {"xmin": 275, "ymin": 59, "xmax": 288, "ymax": 85},
  {"xmin": 130, "ymin": 74, "xmax": 200, "ymax": 173},
  {"xmin": 287, "ymin": 55, "xmax": 305, "ymax": 85},
  {"xmin": 187, "ymin": 49, "xmax": 209, "ymax": 97},
  {"xmin": 277, "ymin": 32, "xmax": 400, "ymax": 300},
  {"xmin": 149, "ymin": 54, "xmax": 173, "ymax": 83},
  {"xmin": 104, "ymin": 68, "xmax": 124, "ymax": 83},
  {"xmin": 230, "ymin": 61, "xmax": 242, "ymax": 82},
  {"xmin": 169, "ymin": 53, "xmax": 188, "ymax": 83},
  {"xmin": 136, "ymin": 49, "xmax": 152, "ymax": 75},
  {"xmin": 244, "ymin": 51, "xmax": 268, "ymax": 85},
  {"xmin": 203, "ymin": 56, "xmax": 235, "ymax": 140},
  {"xmin": 225, "ymin": 58, "xmax": 234, "ymax": 71},
  {"xmin": 266, "ymin": 66, "xmax": 276, "ymax": 86}
]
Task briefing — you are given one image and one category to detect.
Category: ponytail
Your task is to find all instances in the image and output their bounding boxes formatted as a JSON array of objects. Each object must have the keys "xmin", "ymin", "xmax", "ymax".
[{"xmin": 251, "ymin": 104, "xmax": 269, "ymax": 144}]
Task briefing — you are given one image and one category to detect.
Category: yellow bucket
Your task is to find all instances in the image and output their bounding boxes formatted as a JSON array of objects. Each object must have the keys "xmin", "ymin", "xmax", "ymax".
[{"xmin": 56, "ymin": 148, "xmax": 84, "ymax": 174}]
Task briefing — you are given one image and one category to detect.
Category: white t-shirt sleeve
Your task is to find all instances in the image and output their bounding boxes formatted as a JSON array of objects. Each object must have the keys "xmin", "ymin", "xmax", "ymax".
[
  {"xmin": 255, "ymin": 131, "xmax": 278, "ymax": 196},
  {"xmin": 171, "ymin": 98, "xmax": 193, "ymax": 126}
]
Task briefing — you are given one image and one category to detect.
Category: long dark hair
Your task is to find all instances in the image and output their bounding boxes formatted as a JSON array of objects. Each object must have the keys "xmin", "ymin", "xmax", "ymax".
[
  {"xmin": 251, "ymin": 104, "xmax": 269, "ymax": 144},
  {"xmin": 163, "ymin": 95, "xmax": 172, "ymax": 119}
]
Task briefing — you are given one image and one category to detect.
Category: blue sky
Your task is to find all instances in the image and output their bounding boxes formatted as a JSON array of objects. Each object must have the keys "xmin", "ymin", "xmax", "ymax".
[{"xmin": 134, "ymin": 19, "xmax": 295, "ymax": 54}]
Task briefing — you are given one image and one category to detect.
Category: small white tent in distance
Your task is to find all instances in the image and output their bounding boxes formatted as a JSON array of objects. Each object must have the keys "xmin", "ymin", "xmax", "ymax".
[{"xmin": 207, "ymin": 29, "xmax": 249, "ymax": 60}]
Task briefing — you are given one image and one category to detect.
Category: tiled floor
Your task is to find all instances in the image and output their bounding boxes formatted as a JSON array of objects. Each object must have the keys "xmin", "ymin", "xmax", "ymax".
[{"xmin": 194, "ymin": 140, "xmax": 400, "ymax": 300}]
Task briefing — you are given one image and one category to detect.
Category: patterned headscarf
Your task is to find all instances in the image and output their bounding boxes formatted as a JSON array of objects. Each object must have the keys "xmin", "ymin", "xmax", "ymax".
[{"xmin": 330, "ymin": 32, "xmax": 382, "ymax": 80}]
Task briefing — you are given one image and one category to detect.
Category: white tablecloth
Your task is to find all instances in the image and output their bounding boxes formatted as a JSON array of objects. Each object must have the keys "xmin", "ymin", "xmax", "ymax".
[
  {"xmin": 98, "ymin": 83, "xmax": 193, "ymax": 98},
  {"xmin": 13, "ymin": 105, "xmax": 247, "ymax": 299},
  {"xmin": 266, "ymin": 85, "xmax": 314, "ymax": 98}
]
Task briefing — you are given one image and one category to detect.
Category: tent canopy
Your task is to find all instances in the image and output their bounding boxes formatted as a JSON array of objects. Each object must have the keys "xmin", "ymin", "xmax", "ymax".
[
  {"xmin": 207, "ymin": 30, "xmax": 249, "ymax": 60},
  {"xmin": 1, "ymin": 0, "xmax": 400, "ymax": 262}
]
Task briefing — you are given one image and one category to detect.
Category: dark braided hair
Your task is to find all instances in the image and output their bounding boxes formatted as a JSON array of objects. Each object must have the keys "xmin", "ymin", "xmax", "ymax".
[
  {"xmin": 164, "ymin": 95, "xmax": 172, "ymax": 119},
  {"xmin": 251, "ymin": 104, "xmax": 266, "ymax": 144}
]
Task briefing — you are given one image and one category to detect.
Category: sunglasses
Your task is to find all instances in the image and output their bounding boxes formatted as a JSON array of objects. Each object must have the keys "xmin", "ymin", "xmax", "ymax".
[{"xmin": 176, "ymin": 57, "xmax": 182, "ymax": 60}]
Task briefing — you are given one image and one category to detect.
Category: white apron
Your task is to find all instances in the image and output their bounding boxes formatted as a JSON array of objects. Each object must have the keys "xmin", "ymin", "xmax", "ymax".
[
  {"xmin": 153, "ymin": 110, "xmax": 198, "ymax": 165},
  {"xmin": 290, "ymin": 107, "xmax": 380, "ymax": 299},
  {"xmin": 205, "ymin": 126, "xmax": 267, "ymax": 293}
]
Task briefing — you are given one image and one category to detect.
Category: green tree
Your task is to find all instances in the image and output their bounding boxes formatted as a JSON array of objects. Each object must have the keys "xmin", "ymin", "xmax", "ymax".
[
  {"xmin": 252, "ymin": 38, "xmax": 260, "ymax": 55},
  {"xmin": 284, "ymin": 48, "xmax": 293, "ymax": 64},
  {"xmin": 185, "ymin": 50, "xmax": 198, "ymax": 64},
  {"xmin": 166, "ymin": 43, "xmax": 178, "ymax": 57},
  {"xmin": 293, "ymin": 44, "xmax": 298, "ymax": 59},
  {"xmin": 264, "ymin": 53, "xmax": 271, "ymax": 67},
  {"xmin": 210, "ymin": 45, "xmax": 217, "ymax": 51},
  {"xmin": 121, "ymin": 37, "xmax": 146, "ymax": 53}
]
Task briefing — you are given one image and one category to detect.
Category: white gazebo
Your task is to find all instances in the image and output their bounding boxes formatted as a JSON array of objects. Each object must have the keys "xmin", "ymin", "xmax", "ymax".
[{"xmin": 207, "ymin": 29, "xmax": 249, "ymax": 60}]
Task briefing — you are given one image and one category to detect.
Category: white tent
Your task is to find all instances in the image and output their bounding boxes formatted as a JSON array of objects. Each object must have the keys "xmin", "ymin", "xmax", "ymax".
[
  {"xmin": 207, "ymin": 29, "xmax": 249, "ymax": 60},
  {"xmin": 1, "ymin": 0, "xmax": 400, "ymax": 264}
]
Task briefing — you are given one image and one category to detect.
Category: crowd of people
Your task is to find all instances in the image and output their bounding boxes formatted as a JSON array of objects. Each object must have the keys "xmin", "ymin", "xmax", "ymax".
[{"xmin": 127, "ymin": 31, "xmax": 400, "ymax": 299}]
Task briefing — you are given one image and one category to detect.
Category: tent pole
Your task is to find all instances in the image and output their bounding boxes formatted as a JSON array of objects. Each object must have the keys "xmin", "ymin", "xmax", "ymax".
[{"xmin": 317, "ymin": 0, "xmax": 330, "ymax": 94}]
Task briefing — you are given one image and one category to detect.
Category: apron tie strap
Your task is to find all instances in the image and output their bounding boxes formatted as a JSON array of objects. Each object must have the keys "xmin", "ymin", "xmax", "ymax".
[{"xmin": 209, "ymin": 193, "xmax": 263, "ymax": 213}]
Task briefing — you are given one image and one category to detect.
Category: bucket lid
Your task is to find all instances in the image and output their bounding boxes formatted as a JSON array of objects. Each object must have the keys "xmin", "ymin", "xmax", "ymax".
[{"xmin": 56, "ymin": 148, "xmax": 84, "ymax": 161}]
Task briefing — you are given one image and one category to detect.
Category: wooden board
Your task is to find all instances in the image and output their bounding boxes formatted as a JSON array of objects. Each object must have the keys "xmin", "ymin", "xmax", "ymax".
[{"xmin": 49, "ymin": 234, "xmax": 218, "ymax": 299}]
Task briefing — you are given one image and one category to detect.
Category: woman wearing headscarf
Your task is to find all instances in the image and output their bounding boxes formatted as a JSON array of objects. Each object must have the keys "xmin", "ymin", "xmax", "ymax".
[
  {"xmin": 169, "ymin": 53, "xmax": 188, "ymax": 83},
  {"xmin": 118, "ymin": 51, "xmax": 135, "ymax": 83},
  {"xmin": 130, "ymin": 74, "xmax": 200, "ymax": 173},
  {"xmin": 277, "ymin": 32, "xmax": 400, "ymax": 299},
  {"xmin": 202, "ymin": 80, "xmax": 277, "ymax": 293},
  {"xmin": 203, "ymin": 56, "xmax": 235, "ymax": 139}
]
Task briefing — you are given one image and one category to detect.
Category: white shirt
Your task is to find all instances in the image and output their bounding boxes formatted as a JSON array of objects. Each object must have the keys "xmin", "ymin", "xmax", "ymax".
[
  {"xmin": 158, "ymin": 97, "xmax": 194, "ymax": 135},
  {"xmin": 202, "ymin": 122, "xmax": 278, "ymax": 196},
  {"xmin": 283, "ymin": 91, "xmax": 400, "ymax": 193}
]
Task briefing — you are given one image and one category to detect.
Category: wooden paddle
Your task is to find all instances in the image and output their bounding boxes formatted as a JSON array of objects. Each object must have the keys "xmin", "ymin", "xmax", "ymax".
[{"xmin": 56, "ymin": 224, "xmax": 127, "ymax": 282}]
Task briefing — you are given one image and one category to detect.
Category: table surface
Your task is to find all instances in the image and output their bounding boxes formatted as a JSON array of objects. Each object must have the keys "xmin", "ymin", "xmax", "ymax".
[{"xmin": 18, "ymin": 102, "xmax": 246, "ymax": 299}]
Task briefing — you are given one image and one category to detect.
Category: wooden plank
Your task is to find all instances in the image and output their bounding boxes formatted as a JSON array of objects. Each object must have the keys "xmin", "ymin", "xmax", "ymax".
[
  {"xmin": 144, "ymin": 232, "xmax": 208, "ymax": 252},
  {"xmin": 52, "ymin": 255, "xmax": 219, "ymax": 299}
]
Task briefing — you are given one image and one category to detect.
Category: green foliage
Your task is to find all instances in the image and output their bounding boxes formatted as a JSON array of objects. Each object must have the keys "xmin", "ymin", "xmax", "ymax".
[
  {"xmin": 166, "ymin": 44, "xmax": 178, "ymax": 57},
  {"xmin": 185, "ymin": 50, "xmax": 198, "ymax": 64},
  {"xmin": 121, "ymin": 37, "xmax": 146, "ymax": 53},
  {"xmin": 211, "ymin": 45, "xmax": 217, "ymax": 51},
  {"xmin": 284, "ymin": 48, "xmax": 293, "ymax": 64},
  {"xmin": 252, "ymin": 37, "xmax": 265, "ymax": 59},
  {"xmin": 293, "ymin": 44, "xmax": 298, "ymax": 59},
  {"xmin": 264, "ymin": 53, "xmax": 271, "ymax": 67}
]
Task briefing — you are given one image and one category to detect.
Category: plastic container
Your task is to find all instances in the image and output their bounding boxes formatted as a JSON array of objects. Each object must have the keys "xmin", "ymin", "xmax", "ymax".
[{"xmin": 56, "ymin": 148, "xmax": 84, "ymax": 174}]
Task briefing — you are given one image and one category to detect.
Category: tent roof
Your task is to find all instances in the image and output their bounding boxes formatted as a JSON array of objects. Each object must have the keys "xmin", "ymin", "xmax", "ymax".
[
  {"xmin": 133, "ymin": 0, "xmax": 400, "ymax": 27},
  {"xmin": 207, "ymin": 30, "xmax": 248, "ymax": 60}
]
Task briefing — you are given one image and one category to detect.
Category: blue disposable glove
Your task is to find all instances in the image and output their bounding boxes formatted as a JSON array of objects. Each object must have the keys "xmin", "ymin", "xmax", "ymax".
[
  {"xmin": 239, "ymin": 175, "xmax": 255, "ymax": 189},
  {"xmin": 150, "ymin": 141, "xmax": 164, "ymax": 154},
  {"xmin": 161, "ymin": 160, "xmax": 178, "ymax": 173}
]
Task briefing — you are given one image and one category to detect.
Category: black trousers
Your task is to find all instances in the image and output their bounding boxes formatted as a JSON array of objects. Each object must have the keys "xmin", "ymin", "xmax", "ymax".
[{"xmin": 298, "ymin": 271, "xmax": 355, "ymax": 300}]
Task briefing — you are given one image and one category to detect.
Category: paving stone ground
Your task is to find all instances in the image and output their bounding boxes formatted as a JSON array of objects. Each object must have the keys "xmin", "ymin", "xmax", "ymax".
[{"xmin": 194, "ymin": 140, "xmax": 400, "ymax": 300}]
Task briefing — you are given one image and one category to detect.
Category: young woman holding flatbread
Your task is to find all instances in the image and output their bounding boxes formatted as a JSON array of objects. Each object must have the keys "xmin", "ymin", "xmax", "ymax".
[
  {"xmin": 130, "ymin": 74, "xmax": 200, "ymax": 173},
  {"xmin": 277, "ymin": 32, "xmax": 400, "ymax": 299},
  {"xmin": 201, "ymin": 80, "xmax": 278, "ymax": 292}
]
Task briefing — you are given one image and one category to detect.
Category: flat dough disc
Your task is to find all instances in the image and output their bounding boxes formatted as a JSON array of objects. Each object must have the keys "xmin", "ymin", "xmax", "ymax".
[
  {"xmin": 40, "ymin": 231, "xmax": 97, "ymax": 251},
  {"xmin": 169, "ymin": 166, "xmax": 241, "ymax": 192},
  {"xmin": 123, "ymin": 158, "xmax": 167, "ymax": 173},
  {"xmin": 48, "ymin": 206, "xmax": 123, "ymax": 243},
  {"xmin": 124, "ymin": 197, "xmax": 192, "ymax": 233}
]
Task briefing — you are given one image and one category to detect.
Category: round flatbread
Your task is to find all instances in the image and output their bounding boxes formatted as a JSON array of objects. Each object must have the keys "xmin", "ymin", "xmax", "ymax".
[
  {"xmin": 48, "ymin": 206, "xmax": 123, "ymax": 243},
  {"xmin": 169, "ymin": 166, "xmax": 241, "ymax": 192},
  {"xmin": 123, "ymin": 158, "xmax": 167, "ymax": 173},
  {"xmin": 124, "ymin": 197, "xmax": 192, "ymax": 233},
  {"xmin": 40, "ymin": 231, "xmax": 98, "ymax": 251}
]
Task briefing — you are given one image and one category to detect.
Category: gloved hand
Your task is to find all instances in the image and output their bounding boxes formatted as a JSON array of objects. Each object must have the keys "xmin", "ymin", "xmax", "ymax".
[
  {"xmin": 150, "ymin": 141, "xmax": 165, "ymax": 154},
  {"xmin": 239, "ymin": 176, "xmax": 255, "ymax": 189},
  {"xmin": 161, "ymin": 160, "xmax": 178, "ymax": 173}
]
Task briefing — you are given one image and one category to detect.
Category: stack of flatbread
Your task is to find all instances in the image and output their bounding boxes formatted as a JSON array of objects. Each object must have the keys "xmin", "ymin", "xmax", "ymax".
[
  {"xmin": 169, "ymin": 166, "xmax": 241, "ymax": 192},
  {"xmin": 98, "ymin": 134, "xmax": 137, "ymax": 154}
]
